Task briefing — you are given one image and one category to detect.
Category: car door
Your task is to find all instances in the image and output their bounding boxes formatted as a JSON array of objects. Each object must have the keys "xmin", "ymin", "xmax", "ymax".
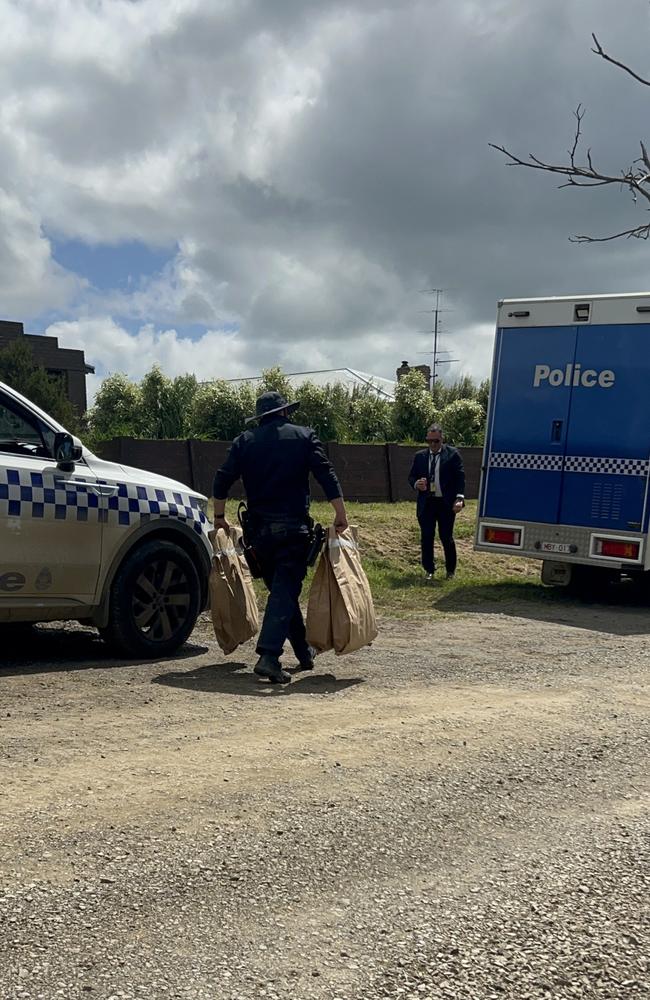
[{"xmin": 0, "ymin": 390, "xmax": 109, "ymax": 602}]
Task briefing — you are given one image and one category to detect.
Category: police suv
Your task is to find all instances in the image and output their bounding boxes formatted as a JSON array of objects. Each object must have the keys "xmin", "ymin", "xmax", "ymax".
[{"xmin": 0, "ymin": 379, "xmax": 212, "ymax": 657}]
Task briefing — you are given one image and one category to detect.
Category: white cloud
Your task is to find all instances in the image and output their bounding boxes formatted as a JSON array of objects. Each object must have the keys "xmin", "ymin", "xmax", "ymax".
[
  {"xmin": 93, "ymin": 243, "xmax": 235, "ymax": 327},
  {"xmin": 45, "ymin": 317, "xmax": 255, "ymax": 404},
  {"xmin": 0, "ymin": 189, "xmax": 81, "ymax": 314},
  {"xmin": 2, "ymin": 0, "xmax": 650, "ymax": 395}
]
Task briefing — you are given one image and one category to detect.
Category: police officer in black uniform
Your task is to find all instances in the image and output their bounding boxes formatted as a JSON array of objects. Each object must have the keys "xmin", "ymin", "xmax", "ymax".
[{"xmin": 213, "ymin": 391, "xmax": 348, "ymax": 685}]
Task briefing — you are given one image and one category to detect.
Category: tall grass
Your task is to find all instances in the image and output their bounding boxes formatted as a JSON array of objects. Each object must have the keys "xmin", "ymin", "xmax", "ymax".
[
  {"xmin": 214, "ymin": 499, "xmax": 553, "ymax": 617},
  {"xmin": 309, "ymin": 500, "xmax": 548, "ymax": 615}
]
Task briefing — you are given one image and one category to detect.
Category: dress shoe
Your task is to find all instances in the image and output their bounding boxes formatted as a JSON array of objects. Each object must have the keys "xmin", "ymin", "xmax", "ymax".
[
  {"xmin": 445, "ymin": 571, "xmax": 455, "ymax": 580},
  {"xmin": 254, "ymin": 653, "xmax": 291, "ymax": 684}
]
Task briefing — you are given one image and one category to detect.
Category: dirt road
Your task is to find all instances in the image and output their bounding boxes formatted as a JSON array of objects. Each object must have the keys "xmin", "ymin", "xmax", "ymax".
[{"xmin": 1, "ymin": 602, "xmax": 648, "ymax": 999}]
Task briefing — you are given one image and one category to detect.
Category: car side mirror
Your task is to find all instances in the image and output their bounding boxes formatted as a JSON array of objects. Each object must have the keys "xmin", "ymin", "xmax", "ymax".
[{"xmin": 54, "ymin": 432, "xmax": 83, "ymax": 471}]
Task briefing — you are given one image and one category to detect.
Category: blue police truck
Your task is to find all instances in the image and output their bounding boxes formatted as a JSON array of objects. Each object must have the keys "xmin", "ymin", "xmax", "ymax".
[{"xmin": 475, "ymin": 293, "xmax": 650, "ymax": 589}]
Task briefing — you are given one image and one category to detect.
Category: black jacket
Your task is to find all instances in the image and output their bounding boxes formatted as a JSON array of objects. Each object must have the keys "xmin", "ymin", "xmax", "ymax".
[
  {"xmin": 213, "ymin": 416, "xmax": 342, "ymax": 520},
  {"xmin": 408, "ymin": 445, "xmax": 465, "ymax": 511}
]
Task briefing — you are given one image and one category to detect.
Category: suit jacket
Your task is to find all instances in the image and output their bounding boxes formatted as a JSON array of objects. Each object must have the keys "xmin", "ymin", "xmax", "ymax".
[{"xmin": 408, "ymin": 445, "xmax": 465, "ymax": 511}]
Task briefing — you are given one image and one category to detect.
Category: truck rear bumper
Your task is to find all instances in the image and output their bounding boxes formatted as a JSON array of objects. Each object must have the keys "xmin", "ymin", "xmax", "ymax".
[{"xmin": 475, "ymin": 517, "xmax": 646, "ymax": 570}]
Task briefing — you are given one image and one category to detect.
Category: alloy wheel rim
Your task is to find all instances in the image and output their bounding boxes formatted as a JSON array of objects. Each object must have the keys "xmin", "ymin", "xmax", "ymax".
[{"xmin": 131, "ymin": 558, "xmax": 191, "ymax": 642}]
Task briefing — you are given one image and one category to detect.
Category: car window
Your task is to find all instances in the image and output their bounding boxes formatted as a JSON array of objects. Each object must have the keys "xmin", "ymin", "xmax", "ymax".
[{"xmin": 0, "ymin": 394, "xmax": 56, "ymax": 459}]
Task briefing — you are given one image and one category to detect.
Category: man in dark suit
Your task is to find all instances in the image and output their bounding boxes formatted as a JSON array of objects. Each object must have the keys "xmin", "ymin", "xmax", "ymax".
[{"xmin": 408, "ymin": 423, "xmax": 465, "ymax": 580}]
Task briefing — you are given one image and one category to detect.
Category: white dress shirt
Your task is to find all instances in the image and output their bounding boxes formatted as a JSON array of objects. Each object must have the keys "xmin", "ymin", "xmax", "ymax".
[{"xmin": 428, "ymin": 451, "xmax": 441, "ymax": 496}]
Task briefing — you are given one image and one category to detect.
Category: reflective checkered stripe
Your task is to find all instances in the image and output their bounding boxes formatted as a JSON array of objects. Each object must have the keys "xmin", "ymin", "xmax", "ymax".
[
  {"xmin": 489, "ymin": 452, "xmax": 563, "ymax": 472},
  {"xmin": 0, "ymin": 469, "xmax": 208, "ymax": 534},
  {"xmin": 563, "ymin": 456, "xmax": 649, "ymax": 476},
  {"xmin": 107, "ymin": 482, "xmax": 208, "ymax": 534},
  {"xmin": 0, "ymin": 469, "xmax": 101, "ymax": 521},
  {"xmin": 489, "ymin": 452, "xmax": 649, "ymax": 477}
]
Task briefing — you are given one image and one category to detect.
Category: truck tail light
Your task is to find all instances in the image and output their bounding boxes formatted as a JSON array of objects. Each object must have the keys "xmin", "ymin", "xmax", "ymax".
[
  {"xmin": 483, "ymin": 527, "xmax": 521, "ymax": 546},
  {"xmin": 594, "ymin": 538, "xmax": 640, "ymax": 560}
]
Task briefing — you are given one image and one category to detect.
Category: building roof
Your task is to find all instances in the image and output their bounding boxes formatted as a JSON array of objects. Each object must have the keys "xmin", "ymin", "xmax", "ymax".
[
  {"xmin": 220, "ymin": 367, "xmax": 395, "ymax": 400},
  {"xmin": 0, "ymin": 321, "xmax": 95, "ymax": 374}
]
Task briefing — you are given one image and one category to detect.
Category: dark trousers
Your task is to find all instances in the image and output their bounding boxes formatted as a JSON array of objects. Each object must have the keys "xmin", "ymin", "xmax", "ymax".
[
  {"xmin": 417, "ymin": 498, "xmax": 457, "ymax": 575},
  {"xmin": 253, "ymin": 531, "xmax": 310, "ymax": 660}
]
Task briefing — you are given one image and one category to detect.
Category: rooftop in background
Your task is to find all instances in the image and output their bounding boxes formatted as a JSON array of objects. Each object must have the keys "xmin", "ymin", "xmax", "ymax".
[
  {"xmin": 217, "ymin": 368, "xmax": 396, "ymax": 401},
  {"xmin": 0, "ymin": 320, "xmax": 95, "ymax": 413}
]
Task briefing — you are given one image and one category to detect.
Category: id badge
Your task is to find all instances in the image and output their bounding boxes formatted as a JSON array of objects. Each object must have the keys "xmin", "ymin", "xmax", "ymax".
[{"xmin": 429, "ymin": 481, "xmax": 438, "ymax": 495}]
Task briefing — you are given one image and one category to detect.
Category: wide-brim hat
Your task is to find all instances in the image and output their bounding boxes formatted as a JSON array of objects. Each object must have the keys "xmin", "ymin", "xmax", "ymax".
[{"xmin": 245, "ymin": 390, "xmax": 300, "ymax": 424}]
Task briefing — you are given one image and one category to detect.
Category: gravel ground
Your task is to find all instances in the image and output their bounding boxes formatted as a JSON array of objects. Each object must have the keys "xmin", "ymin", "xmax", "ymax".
[{"xmin": 0, "ymin": 600, "xmax": 648, "ymax": 1000}]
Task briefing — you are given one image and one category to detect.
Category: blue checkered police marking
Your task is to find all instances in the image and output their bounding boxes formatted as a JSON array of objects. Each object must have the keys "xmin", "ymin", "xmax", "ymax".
[
  {"xmin": 0, "ymin": 468, "xmax": 100, "ymax": 522},
  {"xmin": 563, "ymin": 455, "xmax": 649, "ymax": 476},
  {"xmin": 106, "ymin": 481, "xmax": 208, "ymax": 534},
  {"xmin": 0, "ymin": 468, "xmax": 208, "ymax": 534},
  {"xmin": 489, "ymin": 452, "xmax": 649, "ymax": 477},
  {"xmin": 489, "ymin": 452, "xmax": 563, "ymax": 471}
]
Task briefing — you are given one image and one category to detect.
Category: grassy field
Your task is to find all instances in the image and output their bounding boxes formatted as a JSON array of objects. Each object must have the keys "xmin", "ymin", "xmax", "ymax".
[{"xmin": 215, "ymin": 499, "xmax": 561, "ymax": 617}]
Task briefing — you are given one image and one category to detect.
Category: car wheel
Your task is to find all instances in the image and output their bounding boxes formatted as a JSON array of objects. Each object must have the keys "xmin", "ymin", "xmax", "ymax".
[{"xmin": 100, "ymin": 540, "xmax": 201, "ymax": 658}]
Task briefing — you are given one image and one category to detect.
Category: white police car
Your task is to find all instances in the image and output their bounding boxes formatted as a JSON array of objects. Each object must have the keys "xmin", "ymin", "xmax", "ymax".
[{"xmin": 0, "ymin": 379, "xmax": 212, "ymax": 658}]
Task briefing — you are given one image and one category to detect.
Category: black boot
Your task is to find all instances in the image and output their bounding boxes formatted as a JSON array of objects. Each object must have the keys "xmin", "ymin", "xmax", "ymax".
[
  {"xmin": 254, "ymin": 653, "xmax": 291, "ymax": 684},
  {"xmin": 295, "ymin": 644, "xmax": 317, "ymax": 671}
]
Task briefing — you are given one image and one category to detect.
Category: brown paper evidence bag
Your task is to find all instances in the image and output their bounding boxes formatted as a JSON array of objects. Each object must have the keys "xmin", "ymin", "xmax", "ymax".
[
  {"xmin": 208, "ymin": 526, "xmax": 259, "ymax": 655},
  {"xmin": 208, "ymin": 524, "xmax": 377, "ymax": 658},
  {"xmin": 306, "ymin": 525, "xmax": 378, "ymax": 655}
]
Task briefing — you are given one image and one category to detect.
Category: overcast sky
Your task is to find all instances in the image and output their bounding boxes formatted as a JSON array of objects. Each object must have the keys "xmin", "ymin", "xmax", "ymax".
[{"xmin": 2, "ymin": 0, "xmax": 650, "ymax": 402}]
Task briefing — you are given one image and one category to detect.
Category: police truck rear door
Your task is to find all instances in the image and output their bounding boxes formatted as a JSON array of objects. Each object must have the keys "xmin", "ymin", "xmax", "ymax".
[
  {"xmin": 481, "ymin": 313, "xmax": 577, "ymax": 524},
  {"xmin": 558, "ymin": 303, "xmax": 650, "ymax": 533}
]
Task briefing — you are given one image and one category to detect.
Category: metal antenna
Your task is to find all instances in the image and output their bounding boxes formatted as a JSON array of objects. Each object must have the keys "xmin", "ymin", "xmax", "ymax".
[{"xmin": 418, "ymin": 288, "xmax": 458, "ymax": 395}]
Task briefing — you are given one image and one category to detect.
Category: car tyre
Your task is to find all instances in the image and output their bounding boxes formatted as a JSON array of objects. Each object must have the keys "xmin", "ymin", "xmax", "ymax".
[{"xmin": 100, "ymin": 539, "xmax": 201, "ymax": 658}]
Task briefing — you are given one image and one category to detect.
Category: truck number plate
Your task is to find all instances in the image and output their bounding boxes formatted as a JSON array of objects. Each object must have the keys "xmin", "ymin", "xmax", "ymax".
[{"xmin": 540, "ymin": 542, "xmax": 572, "ymax": 554}]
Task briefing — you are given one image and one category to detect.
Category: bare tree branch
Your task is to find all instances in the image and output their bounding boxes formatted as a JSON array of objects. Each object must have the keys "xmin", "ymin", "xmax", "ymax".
[
  {"xmin": 569, "ymin": 104, "xmax": 585, "ymax": 163},
  {"xmin": 569, "ymin": 225, "xmax": 650, "ymax": 243},
  {"xmin": 489, "ymin": 133, "xmax": 650, "ymax": 202},
  {"xmin": 490, "ymin": 33, "xmax": 650, "ymax": 241},
  {"xmin": 640, "ymin": 141, "xmax": 650, "ymax": 172},
  {"xmin": 591, "ymin": 33, "xmax": 650, "ymax": 87}
]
